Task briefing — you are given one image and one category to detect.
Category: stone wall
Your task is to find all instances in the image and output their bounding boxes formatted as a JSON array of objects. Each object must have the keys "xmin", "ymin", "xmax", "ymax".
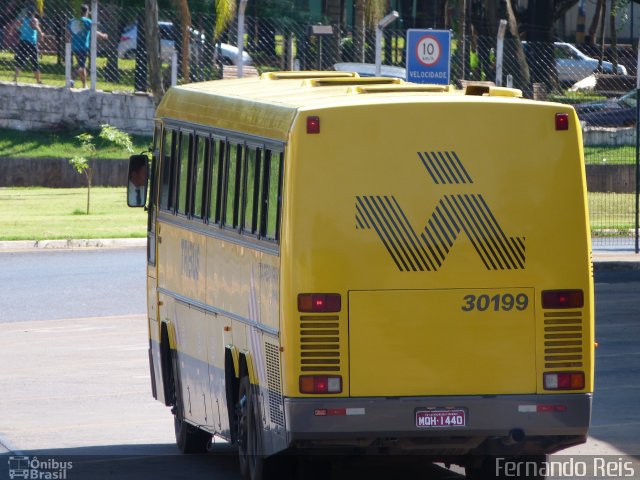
[
  {"xmin": 0, "ymin": 82, "xmax": 155, "ymax": 135},
  {"xmin": 0, "ymin": 157, "xmax": 128, "ymax": 188}
]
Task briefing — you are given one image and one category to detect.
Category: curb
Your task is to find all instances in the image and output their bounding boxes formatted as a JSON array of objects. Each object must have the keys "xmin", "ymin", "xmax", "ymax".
[{"xmin": 0, "ymin": 238, "xmax": 146, "ymax": 251}]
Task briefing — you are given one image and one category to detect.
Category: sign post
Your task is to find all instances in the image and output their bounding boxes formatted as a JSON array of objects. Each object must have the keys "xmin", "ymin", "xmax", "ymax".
[{"xmin": 406, "ymin": 29, "xmax": 451, "ymax": 85}]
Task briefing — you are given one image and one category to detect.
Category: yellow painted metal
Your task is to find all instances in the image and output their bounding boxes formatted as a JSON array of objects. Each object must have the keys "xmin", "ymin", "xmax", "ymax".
[
  {"xmin": 150, "ymin": 72, "xmax": 593, "ymax": 406},
  {"xmin": 349, "ymin": 288, "xmax": 536, "ymax": 397}
]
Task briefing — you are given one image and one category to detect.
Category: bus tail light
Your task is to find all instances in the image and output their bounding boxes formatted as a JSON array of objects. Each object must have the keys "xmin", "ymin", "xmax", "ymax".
[
  {"xmin": 298, "ymin": 293, "xmax": 341, "ymax": 312},
  {"xmin": 555, "ymin": 113, "xmax": 569, "ymax": 130},
  {"xmin": 544, "ymin": 372, "xmax": 584, "ymax": 390},
  {"xmin": 542, "ymin": 289, "xmax": 583, "ymax": 309},
  {"xmin": 307, "ymin": 116, "xmax": 320, "ymax": 134},
  {"xmin": 300, "ymin": 375, "xmax": 342, "ymax": 394}
]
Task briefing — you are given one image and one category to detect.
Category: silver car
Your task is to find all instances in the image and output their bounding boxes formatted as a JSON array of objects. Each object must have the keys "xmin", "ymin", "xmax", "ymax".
[
  {"xmin": 118, "ymin": 21, "xmax": 252, "ymax": 66},
  {"xmin": 524, "ymin": 41, "xmax": 627, "ymax": 84}
]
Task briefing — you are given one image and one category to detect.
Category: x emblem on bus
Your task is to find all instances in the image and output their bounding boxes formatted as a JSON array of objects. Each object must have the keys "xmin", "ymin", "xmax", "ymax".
[{"xmin": 355, "ymin": 151, "xmax": 525, "ymax": 272}]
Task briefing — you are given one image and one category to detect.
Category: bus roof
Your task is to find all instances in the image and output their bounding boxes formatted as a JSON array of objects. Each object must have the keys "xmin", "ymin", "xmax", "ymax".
[{"xmin": 156, "ymin": 72, "xmax": 525, "ymax": 141}]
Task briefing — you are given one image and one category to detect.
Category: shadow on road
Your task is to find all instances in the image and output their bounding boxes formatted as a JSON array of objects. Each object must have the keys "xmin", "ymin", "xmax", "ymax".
[{"xmin": 0, "ymin": 443, "xmax": 466, "ymax": 480}]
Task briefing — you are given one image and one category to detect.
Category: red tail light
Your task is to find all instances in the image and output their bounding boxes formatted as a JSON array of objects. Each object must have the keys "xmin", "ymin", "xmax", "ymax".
[
  {"xmin": 544, "ymin": 372, "xmax": 585, "ymax": 390},
  {"xmin": 307, "ymin": 116, "xmax": 320, "ymax": 134},
  {"xmin": 542, "ymin": 289, "xmax": 583, "ymax": 309},
  {"xmin": 299, "ymin": 375, "xmax": 342, "ymax": 394},
  {"xmin": 555, "ymin": 113, "xmax": 569, "ymax": 130},
  {"xmin": 298, "ymin": 293, "xmax": 341, "ymax": 312}
]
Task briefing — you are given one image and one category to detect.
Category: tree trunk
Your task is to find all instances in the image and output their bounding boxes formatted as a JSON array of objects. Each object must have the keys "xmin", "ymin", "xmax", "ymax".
[
  {"xmin": 599, "ymin": 0, "xmax": 606, "ymax": 70},
  {"xmin": 609, "ymin": 0, "xmax": 618, "ymax": 73},
  {"xmin": 146, "ymin": 0, "xmax": 164, "ymax": 106},
  {"xmin": 177, "ymin": 0, "xmax": 191, "ymax": 81},
  {"xmin": 355, "ymin": 0, "xmax": 365, "ymax": 62},
  {"xmin": 505, "ymin": 0, "xmax": 530, "ymax": 89},
  {"xmin": 587, "ymin": 0, "xmax": 604, "ymax": 45}
]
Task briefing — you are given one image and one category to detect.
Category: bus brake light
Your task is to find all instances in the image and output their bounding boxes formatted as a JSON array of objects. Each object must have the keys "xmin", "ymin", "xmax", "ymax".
[
  {"xmin": 542, "ymin": 289, "xmax": 583, "ymax": 309},
  {"xmin": 555, "ymin": 113, "xmax": 569, "ymax": 130},
  {"xmin": 544, "ymin": 372, "xmax": 584, "ymax": 390},
  {"xmin": 298, "ymin": 293, "xmax": 341, "ymax": 312},
  {"xmin": 300, "ymin": 375, "xmax": 342, "ymax": 394},
  {"xmin": 307, "ymin": 116, "xmax": 320, "ymax": 134}
]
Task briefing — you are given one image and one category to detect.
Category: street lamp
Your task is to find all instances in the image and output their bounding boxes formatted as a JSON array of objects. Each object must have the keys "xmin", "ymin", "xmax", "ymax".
[
  {"xmin": 376, "ymin": 11, "xmax": 399, "ymax": 77},
  {"xmin": 237, "ymin": 0, "xmax": 248, "ymax": 78}
]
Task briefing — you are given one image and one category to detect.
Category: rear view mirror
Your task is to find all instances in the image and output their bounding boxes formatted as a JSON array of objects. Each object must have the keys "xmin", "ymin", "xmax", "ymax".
[{"xmin": 127, "ymin": 154, "xmax": 149, "ymax": 207}]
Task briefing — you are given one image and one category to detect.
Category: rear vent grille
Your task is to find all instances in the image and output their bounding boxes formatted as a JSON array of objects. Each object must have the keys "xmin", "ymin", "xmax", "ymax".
[
  {"xmin": 265, "ymin": 342, "xmax": 284, "ymax": 427},
  {"xmin": 543, "ymin": 312, "xmax": 584, "ymax": 369},
  {"xmin": 300, "ymin": 315, "xmax": 341, "ymax": 372}
]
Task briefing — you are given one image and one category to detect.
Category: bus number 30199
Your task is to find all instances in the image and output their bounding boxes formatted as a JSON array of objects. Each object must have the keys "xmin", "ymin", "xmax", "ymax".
[{"xmin": 461, "ymin": 293, "xmax": 529, "ymax": 312}]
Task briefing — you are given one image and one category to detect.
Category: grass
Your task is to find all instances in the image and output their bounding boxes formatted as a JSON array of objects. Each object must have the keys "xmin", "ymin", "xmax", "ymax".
[
  {"xmin": 589, "ymin": 192, "xmax": 637, "ymax": 232},
  {"xmin": 584, "ymin": 146, "xmax": 636, "ymax": 165},
  {"xmin": 0, "ymin": 127, "xmax": 152, "ymax": 159},
  {"xmin": 0, "ymin": 187, "xmax": 146, "ymax": 240},
  {"xmin": 0, "ymin": 51, "xmax": 138, "ymax": 91}
]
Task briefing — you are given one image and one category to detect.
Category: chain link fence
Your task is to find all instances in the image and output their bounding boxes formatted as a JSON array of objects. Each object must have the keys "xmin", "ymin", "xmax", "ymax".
[{"xmin": 0, "ymin": 0, "xmax": 637, "ymax": 248}]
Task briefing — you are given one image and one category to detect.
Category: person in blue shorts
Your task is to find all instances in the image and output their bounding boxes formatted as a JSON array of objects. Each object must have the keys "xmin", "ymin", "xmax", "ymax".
[
  {"xmin": 67, "ymin": 4, "xmax": 107, "ymax": 88},
  {"xmin": 13, "ymin": 7, "xmax": 44, "ymax": 84}
]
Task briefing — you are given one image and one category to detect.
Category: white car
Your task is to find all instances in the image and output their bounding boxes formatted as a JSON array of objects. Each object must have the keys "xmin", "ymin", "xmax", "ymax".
[
  {"xmin": 524, "ymin": 41, "xmax": 627, "ymax": 84},
  {"xmin": 118, "ymin": 21, "xmax": 252, "ymax": 66}
]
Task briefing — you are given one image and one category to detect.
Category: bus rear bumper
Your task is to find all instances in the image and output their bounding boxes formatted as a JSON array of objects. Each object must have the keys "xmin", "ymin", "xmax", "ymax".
[{"xmin": 284, "ymin": 393, "xmax": 591, "ymax": 455}]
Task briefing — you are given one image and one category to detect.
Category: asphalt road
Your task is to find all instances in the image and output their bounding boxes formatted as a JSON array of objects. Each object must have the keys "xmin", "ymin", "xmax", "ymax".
[
  {"xmin": 0, "ymin": 248, "xmax": 147, "ymax": 323},
  {"xmin": 0, "ymin": 248, "xmax": 638, "ymax": 480}
]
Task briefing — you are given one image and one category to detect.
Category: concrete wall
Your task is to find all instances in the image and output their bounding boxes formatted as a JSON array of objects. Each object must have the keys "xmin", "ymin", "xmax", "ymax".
[
  {"xmin": 0, "ymin": 157, "xmax": 128, "ymax": 188},
  {"xmin": 0, "ymin": 82, "xmax": 155, "ymax": 136},
  {"xmin": 585, "ymin": 164, "xmax": 636, "ymax": 194}
]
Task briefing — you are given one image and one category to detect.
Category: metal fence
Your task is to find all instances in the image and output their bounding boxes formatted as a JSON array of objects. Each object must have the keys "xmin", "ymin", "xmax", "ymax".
[{"xmin": 0, "ymin": 1, "xmax": 638, "ymax": 249}]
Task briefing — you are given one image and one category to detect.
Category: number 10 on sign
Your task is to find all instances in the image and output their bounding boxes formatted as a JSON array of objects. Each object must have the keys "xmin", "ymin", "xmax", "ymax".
[{"xmin": 416, "ymin": 35, "xmax": 441, "ymax": 66}]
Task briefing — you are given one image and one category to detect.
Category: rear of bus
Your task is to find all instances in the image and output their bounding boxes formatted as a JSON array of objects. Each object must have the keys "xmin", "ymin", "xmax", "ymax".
[{"xmin": 278, "ymin": 87, "xmax": 593, "ymax": 461}]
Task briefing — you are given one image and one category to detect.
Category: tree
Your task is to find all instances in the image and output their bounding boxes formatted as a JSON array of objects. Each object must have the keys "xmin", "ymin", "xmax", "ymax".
[
  {"xmin": 69, "ymin": 125, "xmax": 134, "ymax": 215},
  {"xmin": 353, "ymin": 0, "xmax": 386, "ymax": 63}
]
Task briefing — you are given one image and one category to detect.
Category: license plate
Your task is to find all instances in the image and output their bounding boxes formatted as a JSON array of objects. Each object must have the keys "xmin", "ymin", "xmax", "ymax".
[{"xmin": 416, "ymin": 409, "xmax": 466, "ymax": 428}]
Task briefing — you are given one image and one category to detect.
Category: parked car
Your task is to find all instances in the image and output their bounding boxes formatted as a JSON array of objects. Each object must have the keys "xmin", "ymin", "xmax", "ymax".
[
  {"xmin": 523, "ymin": 41, "xmax": 627, "ymax": 84},
  {"xmin": 574, "ymin": 89, "xmax": 636, "ymax": 127},
  {"xmin": 118, "ymin": 21, "xmax": 252, "ymax": 66}
]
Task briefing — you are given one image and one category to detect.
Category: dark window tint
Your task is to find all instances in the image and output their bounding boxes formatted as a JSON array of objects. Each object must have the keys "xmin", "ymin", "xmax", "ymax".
[
  {"xmin": 208, "ymin": 138, "xmax": 224, "ymax": 225},
  {"xmin": 159, "ymin": 129, "xmax": 177, "ymax": 211},
  {"xmin": 264, "ymin": 150, "xmax": 283, "ymax": 240},
  {"xmin": 243, "ymin": 147, "xmax": 262, "ymax": 235},
  {"xmin": 224, "ymin": 143, "xmax": 243, "ymax": 228},
  {"xmin": 177, "ymin": 131, "xmax": 191, "ymax": 215},
  {"xmin": 193, "ymin": 135, "xmax": 208, "ymax": 219}
]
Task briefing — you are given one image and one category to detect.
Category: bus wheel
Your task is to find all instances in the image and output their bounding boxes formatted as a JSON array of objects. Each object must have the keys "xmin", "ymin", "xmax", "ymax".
[
  {"xmin": 174, "ymin": 414, "xmax": 210, "ymax": 454},
  {"xmin": 171, "ymin": 369, "xmax": 210, "ymax": 452},
  {"xmin": 237, "ymin": 376, "xmax": 264, "ymax": 480}
]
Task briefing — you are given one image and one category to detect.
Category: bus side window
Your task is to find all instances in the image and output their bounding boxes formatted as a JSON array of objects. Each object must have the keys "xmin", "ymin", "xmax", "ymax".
[
  {"xmin": 192, "ymin": 134, "xmax": 208, "ymax": 220},
  {"xmin": 177, "ymin": 131, "xmax": 192, "ymax": 216},
  {"xmin": 243, "ymin": 146, "xmax": 262, "ymax": 235},
  {"xmin": 225, "ymin": 142, "xmax": 244, "ymax": 229},
  {"xmin": 159, "ymin": 129, "xmax": 177, "ymax": 211},
  {"xmin": 208, "ymin": 137, "xmax": 224, "ymax": 225},
  {"xmin": 264, "ymin": 150, "xmax": 283, "ymax": 241}
]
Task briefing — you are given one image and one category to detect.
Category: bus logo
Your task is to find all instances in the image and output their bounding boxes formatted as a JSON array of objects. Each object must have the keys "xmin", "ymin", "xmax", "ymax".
[
  {"xmin": 8, "ymin": 457, "xmax": 30, "ymax": 479},
  {"xmin": 355, "ymin": 151, "xmax": 525, "ymax": 272}
]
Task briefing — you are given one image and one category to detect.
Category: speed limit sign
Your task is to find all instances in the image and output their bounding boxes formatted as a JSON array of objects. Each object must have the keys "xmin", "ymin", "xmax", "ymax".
[
  {"xmin": 416, "ymin": 35, "xmax": 441, "ymax": 67},
  {"xmin": 406, "ymin": 29, "xmax": 451, "ymax": 84}
]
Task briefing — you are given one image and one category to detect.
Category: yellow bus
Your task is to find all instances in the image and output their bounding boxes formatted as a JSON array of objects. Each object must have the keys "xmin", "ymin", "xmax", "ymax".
[{"xmin": 129, "ymin": 72, "xmax": 593, "ymax": 479}]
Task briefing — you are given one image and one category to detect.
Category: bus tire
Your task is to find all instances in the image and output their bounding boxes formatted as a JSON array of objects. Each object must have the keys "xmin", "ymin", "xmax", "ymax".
[
  {"xmin": 237, "ymin": 376, "xmax": 264, "ymax": 480},
  {"xmin": 171, "ymin": 351, "xmax": 210, "ymax": 454},
  {"xmin": 174, "ymin": 415, "xmax": 210, "ymax": 454}
]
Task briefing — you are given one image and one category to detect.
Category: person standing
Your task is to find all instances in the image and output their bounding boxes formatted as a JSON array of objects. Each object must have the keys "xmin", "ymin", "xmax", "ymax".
[
  {"xmin": 68, "ymin": 4, "xmax": 107, "ymax": 88},
  {"xmin": 13, "ymin": 7, "xmax": 44, "ymax": 84}
]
